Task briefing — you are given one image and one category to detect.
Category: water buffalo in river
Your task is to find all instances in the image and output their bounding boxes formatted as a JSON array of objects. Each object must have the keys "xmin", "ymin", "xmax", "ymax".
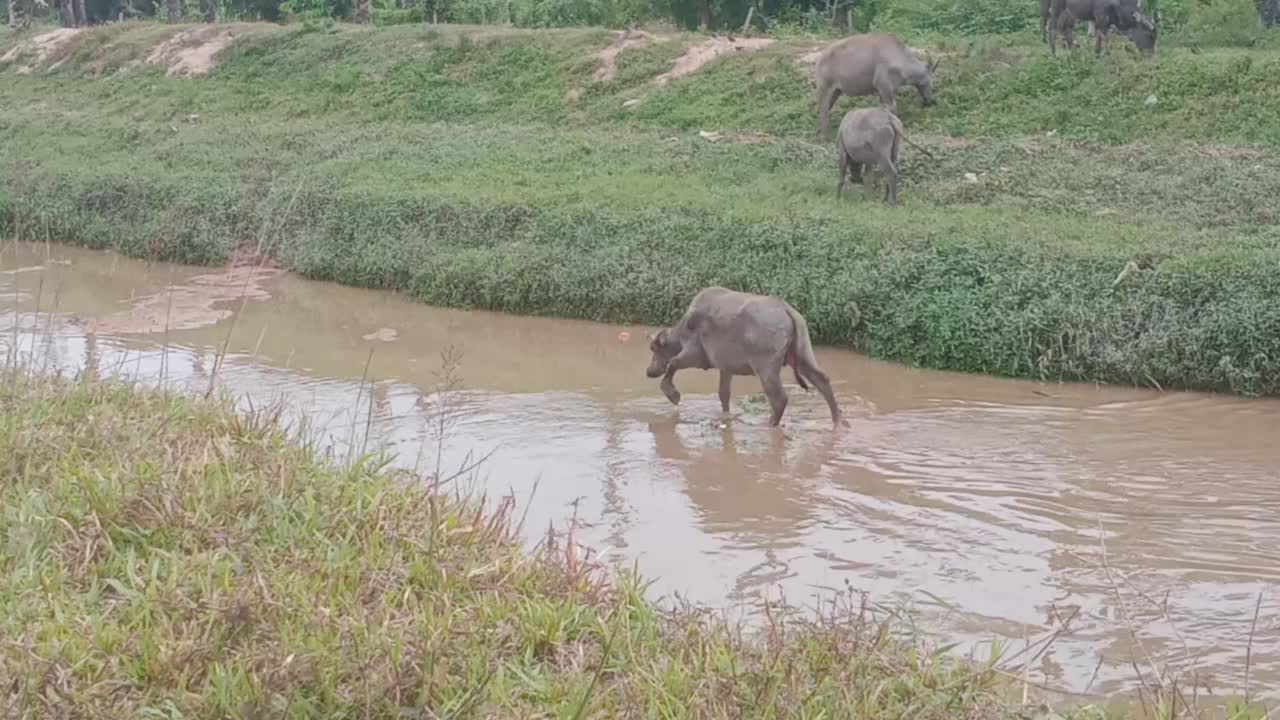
[
  {"xmin": 1048, "ymin": 0, "xmax": 1157, "ymax": 56},
  {"xmin": 835, "ymin": 106, "xmax": 934, "ymax": 205},
  {"xmin": 814, "ymin": 32, "xmax": 939, "ymax": 144},
  {"xmin": 645, "ymin": 287, "xmax": 844, "ymax": 428}
]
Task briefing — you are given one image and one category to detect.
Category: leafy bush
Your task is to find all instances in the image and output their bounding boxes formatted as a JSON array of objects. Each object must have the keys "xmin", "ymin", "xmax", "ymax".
[
  {"xmin": 373, "ymin": 6, "xmax": 426, "ymax": 23},
  {"xmin": 1177, "ymin": 0, "xmax": 1276, "ymax": 46},
  {"xmin": 874, "ymin": 0, "xmax": 1038, "ymax": 35}
]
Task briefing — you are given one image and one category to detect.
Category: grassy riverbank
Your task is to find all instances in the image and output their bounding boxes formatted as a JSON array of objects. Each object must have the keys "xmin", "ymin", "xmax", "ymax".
[
  {"xmin": 0, "ymin": 369, "xmax": 1072, "ymax": 717},
  {"xmin": 2, "ymin": 22, "xmax": 1280, "ymax": 395}
]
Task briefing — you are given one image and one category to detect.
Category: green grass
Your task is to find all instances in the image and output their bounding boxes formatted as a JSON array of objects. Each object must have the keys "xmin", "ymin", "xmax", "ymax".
[
  {"xmin": 2, "ymin": 21, "xmax": 1280, "ymax": 396},
  {"xmin": 0, "ymin": 368, "xmax": 1044, "ymax": 717}
]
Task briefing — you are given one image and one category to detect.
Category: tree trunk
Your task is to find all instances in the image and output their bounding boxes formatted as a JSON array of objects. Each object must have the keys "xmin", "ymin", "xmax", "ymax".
[
  {"xmin": 9, "ymin": 0, "xmax": 29, "ymax": 29},
  {"xmin": 698, "ymin": 0, "xmax": 713, "ymax": 29},
  {"xmin": 73, "ymin": 0, "xmax": 87, "ymax": 26},
  {"xmin": 353, "ymin": 0, "xmax": 371, "ymax": 23},
  {"xmin": 201, "ymin": 0, "xmax": 215, "ymax": 22},
  {"xmin": 1259, "ymin": 0, "xmax": 1279, "ymax": 27},
  {"xmin": 166, "ymin": 0, "xmax": 180, "ymax": 21},
  {"xmin": 61, "ymin": 0, "xmax": 76, "ymax": 26},
  {"xmin": 832, "ymin": 3, "xmax": 848, "ymax": 31}
]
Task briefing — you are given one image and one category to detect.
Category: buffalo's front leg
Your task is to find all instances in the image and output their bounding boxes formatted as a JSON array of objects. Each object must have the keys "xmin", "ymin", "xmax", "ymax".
[
  {"xmin": 718, "ymin": 370, "xmax": 733, "ymax": 413},
  {"xmin": 660, "ymin": 368, "xmax": 682, "ymax": 405},
  {"xmin": 1092, "ymin": 9, "xmax": 1109, "ymax": 55},
  {"xmin": 658, "ymin": 347, "xmax": 703, "ymax": 406}
]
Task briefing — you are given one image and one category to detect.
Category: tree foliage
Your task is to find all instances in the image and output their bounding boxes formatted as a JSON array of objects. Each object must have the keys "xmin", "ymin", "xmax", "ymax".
[{"xmin": 4, "ymin": 0, "xmax": 1278, "ymax": 53}]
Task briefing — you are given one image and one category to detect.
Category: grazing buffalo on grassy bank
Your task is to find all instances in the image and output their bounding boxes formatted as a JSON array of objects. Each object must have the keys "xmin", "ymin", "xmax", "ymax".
[
  {"xmin": 813, "ymin": 33, "xmax": 939, "ymax": 143},
  {"xmin": 1048, "ymin": 0, "xmax": 1157, "ymax": 56},
  {"xmin": 835, "ymin": 106, "xmax": 935, "ymax": 205}
]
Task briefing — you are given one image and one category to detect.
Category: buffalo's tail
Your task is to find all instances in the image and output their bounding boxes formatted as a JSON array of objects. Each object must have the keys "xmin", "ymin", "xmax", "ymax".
[{"xmin": 784, "ymin": 303, "xmax": 819, "ymax": 391}]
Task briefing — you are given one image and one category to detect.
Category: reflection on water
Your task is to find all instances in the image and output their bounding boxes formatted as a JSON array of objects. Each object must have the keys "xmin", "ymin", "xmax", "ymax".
[{"xmin": 3, "ymin": 241, "xmax": 1278, "ymax": 702}]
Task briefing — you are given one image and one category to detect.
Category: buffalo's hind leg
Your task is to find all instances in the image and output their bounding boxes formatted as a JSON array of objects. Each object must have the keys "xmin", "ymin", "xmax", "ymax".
[
  {"xmin": 798, "ymin": 363, "xmax": 844, "ymax": 428},
  {"xmin": 791, "ymin": 352, "xmax": 810, "ymax": 391},
  {"xmin": 885, "ymin": 161, "xmax": 899, "ymax": 205},
  {"xmin": 756, "ymin": 361, "xmax": 790, "ymax": 427},
  {"xmin": 817, "ymin": 81, "xmax": 843, "ymax": 143},
  {"xmin": 836, "ymin": 148, "xmax": 849, "ymax": 199}
]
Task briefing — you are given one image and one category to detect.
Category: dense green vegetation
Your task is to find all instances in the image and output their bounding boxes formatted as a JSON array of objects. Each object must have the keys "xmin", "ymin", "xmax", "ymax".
[
  {"xmin": 2, "ymin": 20, "xmax": 1279, "ymax": 396},
  {"xmin": 8, "ymin": 0, "xmax": 1279, "ymax": 41}
]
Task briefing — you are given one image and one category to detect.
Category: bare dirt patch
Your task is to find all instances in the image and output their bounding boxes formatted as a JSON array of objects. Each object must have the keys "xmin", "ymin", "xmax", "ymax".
[
  {"xmin": 795, "ymin": 44, "xmax": 826, "ymax": 66},
  {"xmin": 653, "ymin": 36, "xmax": 774, "ymax": 85},
  {"xmin": 362, "ymin": 327, "xmax": 400, "ymax": 342},
  {"xmin": 1013, "ymin": 137, "xmax": 1057, "ymax": 155},
  {"xmin": 592, "ymin": 29, "xmax": 665, "ymax": 83},
  {"xmin": 144, "ymin": 26, "xmax": 237, "ymax": 77},
  {"xmin": 1, "ymin": 28, "xmax": 82, "ymax": 73},
  {"xmin": 85, "ymin": 265, "xmax": 282, "ymax": 336},
  {"xmin": 1190, "ymin": 143, "xmax": 1269, "ymax": 161},
  {"xmin": 697, "ymin": 129, "xmax": 776, "ymax": 144},
  {"xmin": 912, "ymin": 133, "xmax": 976, "ymax": 149}
]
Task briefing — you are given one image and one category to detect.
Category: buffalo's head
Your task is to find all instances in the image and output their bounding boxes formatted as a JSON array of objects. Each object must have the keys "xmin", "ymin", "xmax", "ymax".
[
  {"xmin": 1129, "ymin": 11, "xmax": 1157, "ymax": 55},
  {"xmin": 645, "ymin": 329, "xmax": 682, "ymax": 378},
  {"xmin": 917, "ymin": 56, "xmax": 941, "ymax": 106}
]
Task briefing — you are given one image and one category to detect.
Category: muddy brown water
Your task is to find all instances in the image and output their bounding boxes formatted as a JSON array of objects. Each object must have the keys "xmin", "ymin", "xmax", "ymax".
[{"xmin": 4, "ymin": 241, "xmax": 1279, "ymax": 703}]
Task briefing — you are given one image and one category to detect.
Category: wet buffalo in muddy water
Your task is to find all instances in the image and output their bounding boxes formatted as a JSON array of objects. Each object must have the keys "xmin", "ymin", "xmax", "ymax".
[
  {"xmin": 645, "ymin": 287, "xmax": 845, "ymax": 428},
  {"xmin": 1047, "ymin": 0, "xmax": 1157, "ymax": 56},
  {"xmin": 813, "ymin": 32, "xmax": 939, "ymax": 144}
]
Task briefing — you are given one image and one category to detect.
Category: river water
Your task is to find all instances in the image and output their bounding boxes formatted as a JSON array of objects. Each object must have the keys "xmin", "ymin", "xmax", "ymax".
[{"xmin": 3, "ymin": 240, "xmax": 1278, "ymax": 702}]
